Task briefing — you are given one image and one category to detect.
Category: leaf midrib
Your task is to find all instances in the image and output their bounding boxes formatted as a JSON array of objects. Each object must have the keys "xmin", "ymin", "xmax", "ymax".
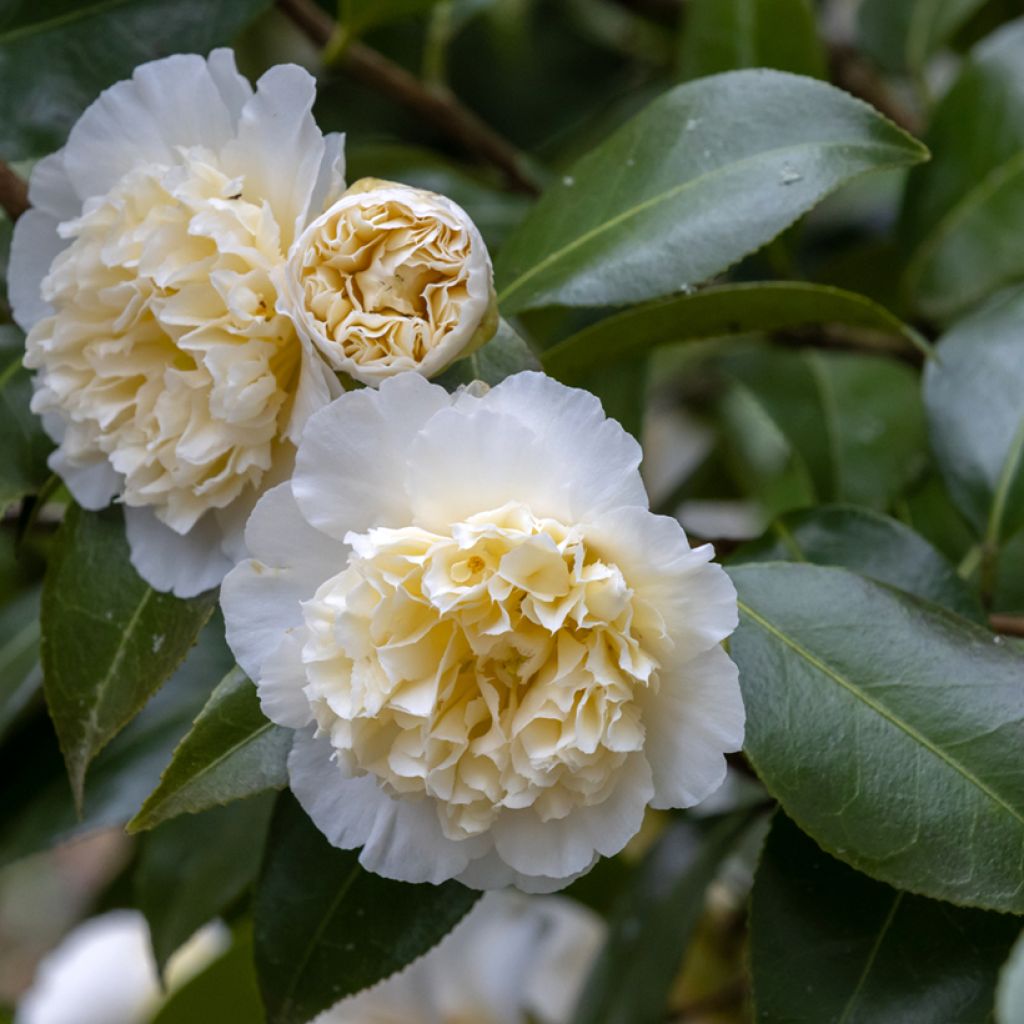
[
  {"xmin": 836, "ymin": 891, "xmax": 904, "ymax": 1024},
  {"xmin": 737, "ymin": 598, "xmax": 1024, "ymax": 829},
  {"xmin": 498, "ymin": 138, "xmax": 921, "ymax": 307}
]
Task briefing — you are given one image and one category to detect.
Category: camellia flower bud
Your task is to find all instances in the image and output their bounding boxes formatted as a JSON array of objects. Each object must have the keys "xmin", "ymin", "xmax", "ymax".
[{"xmin": 280, "ymin": 178, "xmax": 498, "ymax": 385}]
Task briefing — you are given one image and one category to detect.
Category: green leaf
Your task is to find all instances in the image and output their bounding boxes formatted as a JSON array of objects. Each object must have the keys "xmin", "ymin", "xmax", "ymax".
[
  {"xmin": 858, "ymin": 0, "xmax": 987, "ymax": 74},
  {"xmin": 728, "ymin": 562, "xmax": 1024, "ymax": 912},
  {"xmin": 571, "ymin": 812, "xmax": 755, "ymax": 1024},
  {"xmin": 724, "ymin": 348, "xmax": 927, "ymax": 508},
  {"xmin": 494, "ymin": 70, "xmax": 927, "ymax": 314},
  {"xmin": 0, "ymin": 617, "xmax": 233, "ymax": 867},
  {"xmin": 752, "ymin": 813, "xmax": 1021, "ymax": 1023},
  {"xmin": 129, "ymin": 667, "xmax": 289, "ymax": 833},
  {"xmin": 434, "ymin": 318, "xmax": 540, "ymax": 389},
  {"xmin": 0, "ymin": 325, "xmax": 52, "ymax": 516},
  {"xmin": 0, "ymin": 586, "xmax": 42, "ymax": 743},
  {"xmin": 998, "ymin": 930, "xmax": 1024, "ymax": 1024},
  {"xmin": 152, "ymin": 925, "xmax": 265, "ymax": 1024},
  {"xmin": 901, "ymin": 20, "xmax": 1024, "ymax": 320},
  {"xmin": 0, "ymin": 0, "xmax": 273, "ymax": 158},
  {"xmin": 542, "ymin": 282, "xmax": 928, "ymax": 380},
  {"xmin": 41, "ymin": 506, "xmax": 217, "ymax": 809},
  {"xmin": 924, "ymin": 288, "xmax": 1024, "ymax": 554},
  {"xmin": 137, "ymin": 795, "xmax": 275, "ymax": 972},
  {"xmin": 254, "ymin": 792, "xmax": 480, "ymax": 1024},
  {"xmin": 679, "ymin": 0, "xmax": 825, "ymax": 81},
  {"xmin": 344, "ymin": 143, "xmax": 530, "ymax": 248},
  {"xmin": 731, "ymin": 505, "xmax": 984, "ymax": 622}
]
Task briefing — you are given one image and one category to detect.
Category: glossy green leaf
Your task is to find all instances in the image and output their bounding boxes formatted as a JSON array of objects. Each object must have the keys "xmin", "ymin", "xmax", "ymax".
[
  {"xmin": 858, "ymin": 0, "xmax": 987, "ymax": 73},
  {"xmin": 752, "ymin": 813, "xmax": 1021, "ymax": 1023},
  {"xmin": 998, "ymin": 930, "xmax": 1024, "ymax": 1024},
  {"xmin": 0, "ymin": 585, "xmax": 42, "ymax": 742},
  {"xmin": 254, "ymin": 792, "xmax": 480, "ymax": 1024},
  {"xmin": 924, "ymin": 288, "xmax": 1024, "ymax": 554},
  {"xmin": 901, "ymin": 20, "xmax": 1024, "ymax": 319},
  {"xmin": 679, "ymin": 0, "xmax": 825, "ymax": 80},
  {"xmin": 571, "ymin": 811, "xmax": 755, "ymax": 1024},
  {"xmin": 725, "ymin": 348, "xmax": 927, "ymax": 508},
  {"xmin": 435, "ymin": 318, "xmax": 540, "ymax": 389},
  {"xmin": 731, "ymin": 505, "xmax": 984, "ymax": 621},
  {"xmin": 0, "ymin": 618, "xmax": 232, "ymax": 867},
  {"xmin": 152, "ymin": 926, "xmax": 265, "ymax": 1024},
  {"xmin": 0, "ymin": 0, "xmax": 273, "ymax": 158},
  {"xmin": 0, "ymin": 325, "xmax": 52, "ymax": 515},
  {"xmin": 137, "ymin": 796, "xmax": 275, "ymax": 972},
  {"xmin": 494, "ymin": 70, "xmax": 927, "ymax": 314},
  {"xmin": 542, "ymin": 282, "xmax": 927, "ymax": 380},
  {"xmin": 129, "ymin": 667, "xmax": 290, "ymax": 833},
  {"xmin": 41, "ymin": 506, "xmax": 217, "ymax": 808},
  {"xmin": 729, "ymin": 562, "xmax": 1024, "ymax": 911}
]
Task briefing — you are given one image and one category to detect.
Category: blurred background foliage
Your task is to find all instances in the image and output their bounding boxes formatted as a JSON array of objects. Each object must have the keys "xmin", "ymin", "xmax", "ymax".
[{"xmin": 2, "ymin": 0, "xmax": 1024, "ymax": 1022}]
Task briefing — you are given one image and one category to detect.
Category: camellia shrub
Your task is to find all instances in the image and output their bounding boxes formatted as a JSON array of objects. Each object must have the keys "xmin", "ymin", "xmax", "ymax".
[{"xmin": 1, "ymin": 1, "xmax": 1022, "ymax": 1022}]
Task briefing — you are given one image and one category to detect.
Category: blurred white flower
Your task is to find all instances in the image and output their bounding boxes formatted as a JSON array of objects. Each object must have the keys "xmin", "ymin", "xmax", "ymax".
[
  {"xmin": 280, "ymin": 178, "xmax": 496, "ymax": 385},
  {"xmin": 15, "ymin": 912, "xmax": 227, "ymax": 1024},
  {"xmin": 317, "ymin": 892, "xmax": 604, "ymax": 1024},
  {"xmin": 9, "ymin": 50, "xmax": 345, "ymax": 596},
  {"xmin": 222, "ymin": 371, "xmax": 743, "ymax": 891}
]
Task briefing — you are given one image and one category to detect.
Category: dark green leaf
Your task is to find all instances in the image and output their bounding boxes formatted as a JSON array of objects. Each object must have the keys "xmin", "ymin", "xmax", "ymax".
[
  {"xmin": 998, "ymin": 930, "xmax": 1024, "ymax": 1024},
  {"xmin": 0, "ymin": 617, "xmax": 232, "ymax": 867},
  {"xmin": 725, "ymin": 348, "xmax": 927, "ymax": 507},
  {"xmin": 42, "ymin": 505, "xmax": 217, "ymax": 808},
  {"xmin": 254, "ymin": 791, "xmax": 479, "ymax": 1024},
  {"xmin": 901, "ymin": 20, "xmax": 1024, "ymax": 319},
  {"xmin": 339, "ymin": 0, "xmax": 442, "ymax": 39},
  {"xmin": 542, "ymin": 282, "xmax": 928, "ymax": 380},
  {"xmin": 0, "ymin": 0, "xmax": 273, "ymax": 158},
  {"xmin": 571, "ymin": 812, "xmax": 754, "ymax": 1024},
  {"xmin": 129, "ymin": 667, "xmax": 289, "ymax": 833},
  {"xmin": 679, "ymin": 0, "xmax": 825, "ymax": 81},
  {"xmin": 137, "ymin": 796, "xmax": 275, "ymax": 972},
  {"xmin": 0, "ymin": 585, "xmax": 42, "ymax": 742},
  {"xmin": 435, "ymin": 318, "xmax": 540, "ymax": 389},
  {"xmin": 924, "ymin": 288, "xmax": 1024, "ymax": 553},
  {"xmin": 729, "ymin": 562, "xmax": 1024, "ymax": 911},
  {"xmin": 0, "ymin": 325, "xmax": 52, "ymax": 516},
  {"xmin": 858, "ymin": 0, "xmax": 987, "ymax": 73},
  {"xmin": 752, "ymin": 813, "xmax": 1020, "ymax": 1023},
  {"xmin": 152, "ymin": 925, "xmax": 265, "ymax": 1024},
  {"xmin": 731, "ymin": 505, "xmax": 984, "ymax": 621},
  {"xmin": 495, "ymin": 70, "xmax": 927, "ymax": 314}
]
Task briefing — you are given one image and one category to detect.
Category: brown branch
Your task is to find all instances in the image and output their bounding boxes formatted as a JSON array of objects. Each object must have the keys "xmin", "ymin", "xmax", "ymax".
[
  {"xmin": 277, "ymin": 0, "xmax": 540, "ymax": 195},
  {"xmin": 0, "ymin": 161, "xmax": 29, "ymax": 222},
  {"xmin": 990, "ymin": 614, "xmax": 1024, "ymax": 638}
]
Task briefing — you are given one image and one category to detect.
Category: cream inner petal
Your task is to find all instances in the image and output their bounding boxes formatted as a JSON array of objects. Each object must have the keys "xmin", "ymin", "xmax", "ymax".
[
  {"xmin": 24, "ymin": 147, "xmax": 302, "ymax": 533},
  {"xmin": 301, "ymin": 501, "xmax": 663, "ymax": 841},
  {"xmin": 296, "ymin": 196, "xmax": 476, "ymax": 371}
]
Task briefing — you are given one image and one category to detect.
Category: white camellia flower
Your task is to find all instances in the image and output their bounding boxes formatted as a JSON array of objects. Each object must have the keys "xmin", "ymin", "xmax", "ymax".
[
  {"xmin": 222, "ymin": 371, "xmax": 744, "ymax": 891},
  {"xmin": 9, "ymin": 50, "xmax": 345, "ymax": 596},
  {"xmin": 279, "ymin": 178, "xmax": 497, "ymax": 385},
  {"xmin": 15, "ymin": 912, "xmax": 227, "ymax": 1024},
  {"xmin": 317, "ymin": 892, "xmax": 604, "ymax": 1024}
]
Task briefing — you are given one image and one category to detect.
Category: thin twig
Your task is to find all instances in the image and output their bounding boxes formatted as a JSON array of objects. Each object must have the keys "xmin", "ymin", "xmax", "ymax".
[
  {"xmin": 0, "ymin": 161, "xmax": 29, "ymax": 222},
  {"xmin": 990, "ymin": 614, "xmax": 1024, "ymax": 638},
  {"xmin": 277, "ymin": 0, "xmax": 541, "ymax": 195}
]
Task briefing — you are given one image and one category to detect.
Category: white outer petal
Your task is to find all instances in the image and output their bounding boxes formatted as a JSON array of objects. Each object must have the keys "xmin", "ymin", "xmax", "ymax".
[
  {"xmin": 124, "ymin": 506, "xmax": 233, "ymax": 598},
  {"xmin": 9, "ymin": 210, "xmax": 64, "ymax": 331},
  {"xmin": 48, "ymin": 447, "xmax": 121, "ymax": 511},
  {"xmin": 644, "ymin": 644, "xmax": 744, "ymax": 809},
  {"xmin": 292, "ymin": 374, "xmax": 452, "ymax": 540},
  {"xmin": 222, "ymin": 63, "xmax": 325, "ymax": 249}
]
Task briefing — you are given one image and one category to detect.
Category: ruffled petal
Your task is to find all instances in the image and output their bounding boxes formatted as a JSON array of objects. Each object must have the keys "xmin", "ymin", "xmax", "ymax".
[
  {"xmin": 49, "ymin": 447, "xmax": 121, "ymax": 511},
  {"xmin": 63, "ymin": 53, "xmax": 239, "ymax": 200},
  {"xmin": 292, "ymin": 374, "xmax": 451, "ymax": 539},
  {"xmin": 206, "ymin": 47, "xmax": 253, "ymax": 124},
  {"xmin": 644, "ymin": 644, "xmax": 744, "ymax": 809},
  {"xmin": 9, "ymin": 211, "xmax": 64, "ymax": 331},
  {"xmin": 124, "ymin": 506, "xmax": 231, "ymax": 598},
  {"xmin": 222, "ymin": 63, "xmax": 325, "ymax": 248}
]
